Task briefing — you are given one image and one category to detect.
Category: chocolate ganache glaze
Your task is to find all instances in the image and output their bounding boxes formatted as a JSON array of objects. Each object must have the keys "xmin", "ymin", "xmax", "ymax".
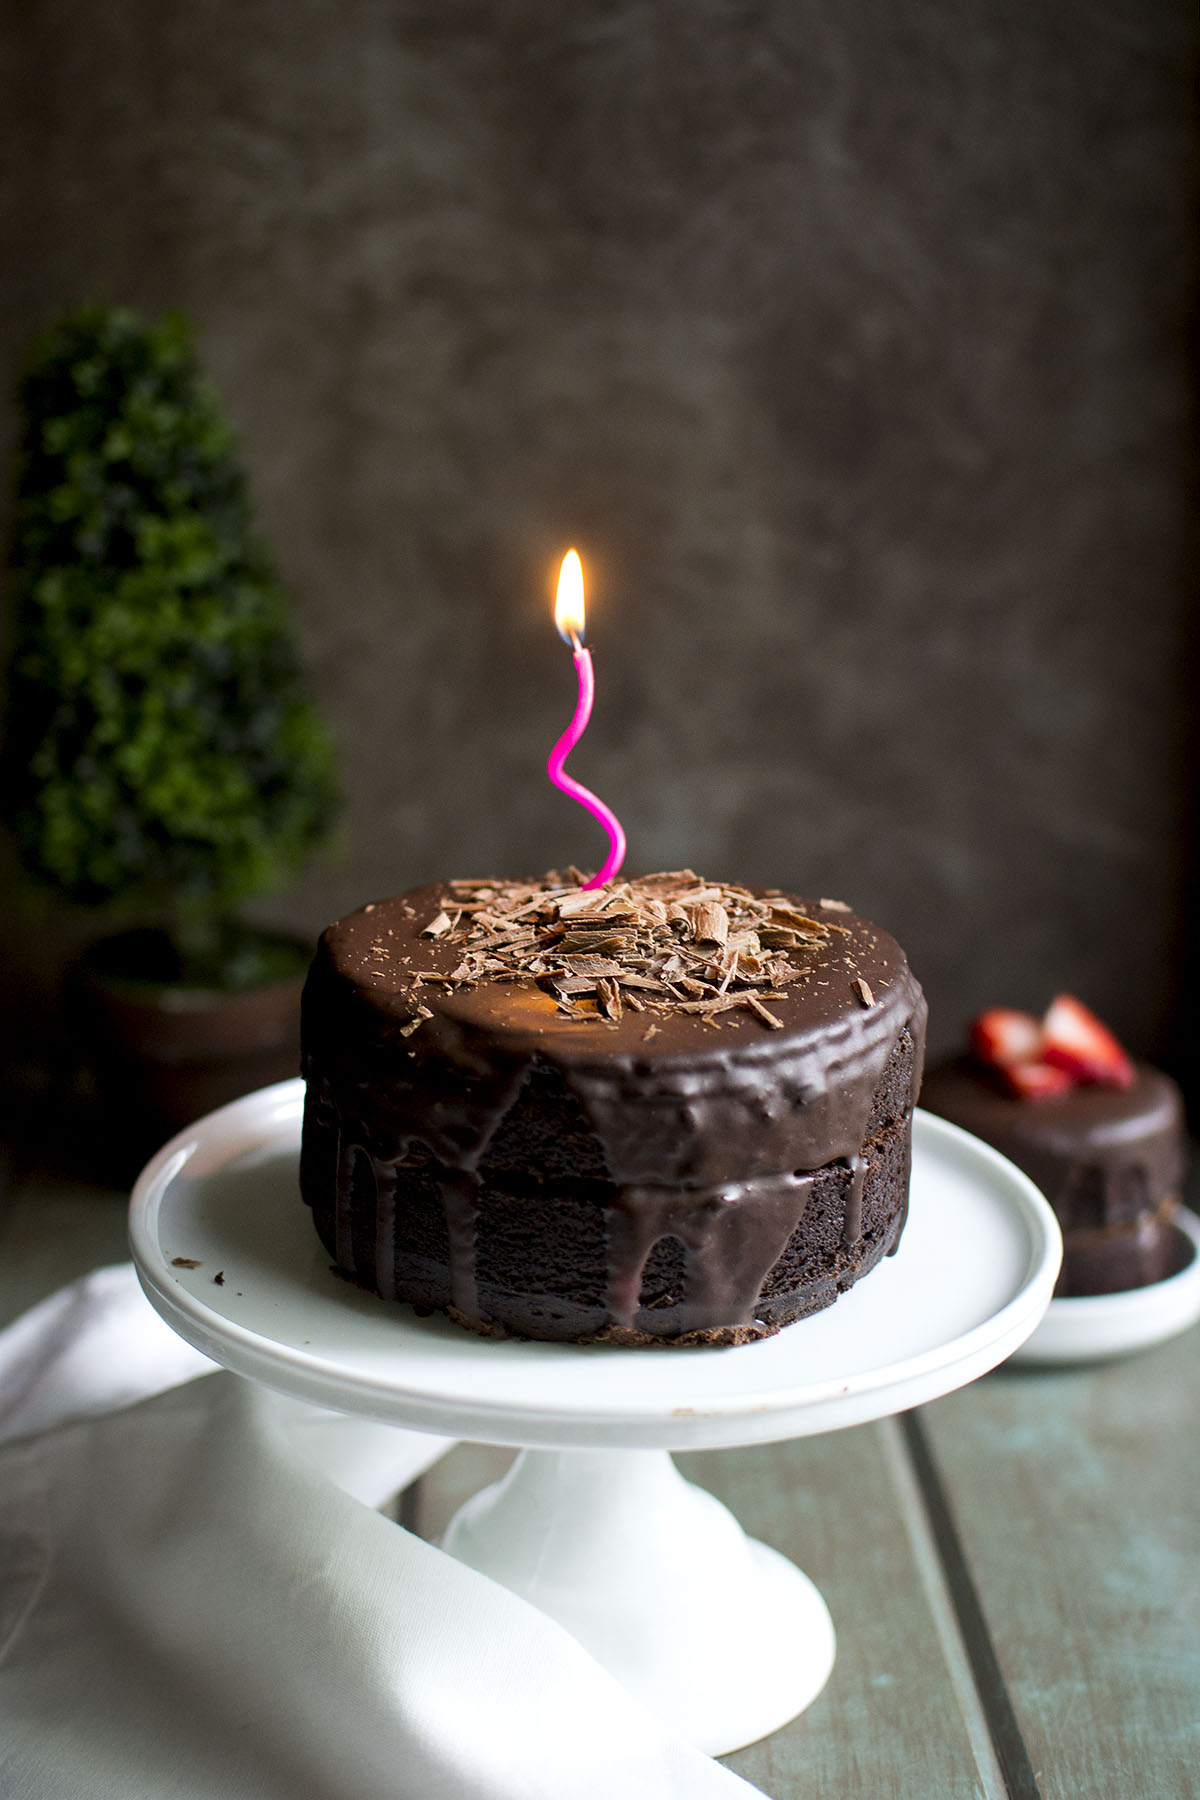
[
  {"xmin": 300, "ymin": 873, "xmax": 927, "ymax": 1344},
  {"xmin": 920, "ymin": 1057, "xmax": 1186, "ymax": 1297}
]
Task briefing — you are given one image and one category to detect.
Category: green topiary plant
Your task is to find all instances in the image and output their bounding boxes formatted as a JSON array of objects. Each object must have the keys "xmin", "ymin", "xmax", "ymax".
[{"xmin": 1, "ymin": 304, "xmax": 338, "ymax": 989}]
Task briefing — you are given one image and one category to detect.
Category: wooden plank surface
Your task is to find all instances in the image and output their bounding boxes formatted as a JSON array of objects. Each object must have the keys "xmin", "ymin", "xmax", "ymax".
[
  {"xmin": 0, "ymin": 1170, "xmax": 130, "ymax": 1327},
  {"xmin": 919, "ymin": 1326, "xmax": 1200, "ymax": 1800},
  {"xmin": 5, "ymin": 1155, "xmax": 1198, "ymax": 1800},
  {"xmin": 699, "ymin": 1428, "xmax": 1002, "ymax": 1798}
]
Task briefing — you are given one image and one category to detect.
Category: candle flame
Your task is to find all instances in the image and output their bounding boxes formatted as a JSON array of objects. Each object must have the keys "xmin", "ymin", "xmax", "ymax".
[{"xmin": 554, "ymin": 549, "xmax": 586, "ymax": 645}]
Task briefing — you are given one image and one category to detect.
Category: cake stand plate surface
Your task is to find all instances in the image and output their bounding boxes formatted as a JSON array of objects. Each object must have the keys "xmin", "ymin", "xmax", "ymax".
[
  {"xmin": 130, "ymin": 1084, "xmax": 1059, "ymax": 1449},
  {"xmin": 129, "ymin": 1084, "xmax": 1060, "ymax": 1756}
]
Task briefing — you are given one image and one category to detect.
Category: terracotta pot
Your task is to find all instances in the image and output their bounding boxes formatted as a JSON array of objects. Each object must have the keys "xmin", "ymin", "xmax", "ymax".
[{"xmin": 70, "ymin": 927, "xmax": 310, "ymax": 1176}]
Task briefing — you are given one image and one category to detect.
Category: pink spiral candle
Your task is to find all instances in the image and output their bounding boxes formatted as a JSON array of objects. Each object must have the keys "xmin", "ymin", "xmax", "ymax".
[{"xmin": 547, "ymin": 550, "xmax": 627, "ymax": 889}]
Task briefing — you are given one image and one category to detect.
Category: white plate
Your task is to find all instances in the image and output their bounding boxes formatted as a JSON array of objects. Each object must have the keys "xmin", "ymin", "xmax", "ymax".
[
  {"xmin": 1010, "ymin": 1206, "xmax": 1200, "ymax": 1365},
  {"xmin": 129, "ymin": 1087, "xmax": 1061, "ymax": 1449}
]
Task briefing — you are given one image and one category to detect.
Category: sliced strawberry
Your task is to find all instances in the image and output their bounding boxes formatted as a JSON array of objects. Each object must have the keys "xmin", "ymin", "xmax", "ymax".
[
  {"xmin": 999, "ymin": 1058, "xmax": 1075, "ymax": 1100},
  {"xmin": 969, "ymin": 1007, "xmax": 1044, "ymax": 1070},
  {"xmin": 1041, "ymin": 994, "xmax": 1134, "ymax": 1089}
]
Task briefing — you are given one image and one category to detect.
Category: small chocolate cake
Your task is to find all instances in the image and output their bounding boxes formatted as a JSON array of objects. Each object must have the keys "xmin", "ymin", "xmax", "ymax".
[
  {"xmin": 300, "ymin": 873, "xmax": 927, "ymax": 1345},
  {"xmin": 920, "ymin": 1058, "xmax": 1187, "ymax": 1297}
]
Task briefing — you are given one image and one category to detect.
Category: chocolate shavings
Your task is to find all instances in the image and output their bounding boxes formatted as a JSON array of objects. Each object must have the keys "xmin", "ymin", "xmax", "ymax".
[{"xmin": 403, "ymin": 872, "xmax": 858, "ymax": 1033}]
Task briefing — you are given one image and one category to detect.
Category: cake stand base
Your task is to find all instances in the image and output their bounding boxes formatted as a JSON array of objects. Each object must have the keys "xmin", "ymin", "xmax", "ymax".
[
  {"xmin": 129, "ymin": 1087, "xmax": 1061, "ymax": 1758},
  {"xmin": 440, "ymin": 1445, "xmax": 834, "ymax": 1755}
]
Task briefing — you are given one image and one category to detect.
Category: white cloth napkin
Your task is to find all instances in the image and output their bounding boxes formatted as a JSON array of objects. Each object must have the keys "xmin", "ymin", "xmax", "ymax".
[{"xmin": 0, "ymin": 1266, "xmax": 763, "ymax": 1799}]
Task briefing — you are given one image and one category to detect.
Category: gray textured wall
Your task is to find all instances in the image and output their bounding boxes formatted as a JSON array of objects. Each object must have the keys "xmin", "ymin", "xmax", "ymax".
[{"xmin": 0, "ymin": 1, "xmax": 1195, "ymax": 1073}]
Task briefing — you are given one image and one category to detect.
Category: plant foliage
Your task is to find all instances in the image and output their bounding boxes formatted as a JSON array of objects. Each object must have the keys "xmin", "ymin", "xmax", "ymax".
[{"xmin": 2, "ymin": 306, "xmax": 338, "ymax": 978}]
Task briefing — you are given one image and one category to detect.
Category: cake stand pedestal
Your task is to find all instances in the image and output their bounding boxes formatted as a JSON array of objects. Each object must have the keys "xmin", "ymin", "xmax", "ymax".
[
  {"xmin": 129, "ymin": 1084, "xmax": 1060, "ymax": 1757},
  {"xmin": 439, "ymin": 1444, "xmax": 836, "ymax": 1752}
]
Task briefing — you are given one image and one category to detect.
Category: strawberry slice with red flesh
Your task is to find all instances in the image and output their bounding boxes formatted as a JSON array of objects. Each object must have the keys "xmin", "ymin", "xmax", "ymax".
[
  {"xmin": 969, "ymin": 1008, "xmax": 1044, "ymax": 1069},
  {"xmin": 969, "ymin": 1006, "xmax": 1072, "ymax": 1100},
  {"xmin": 1041, "ymin": 994, "xmax": 1134, "ymax": 1089},
  {"xmin": 1000, "ymin": 1058, "xmax": 1075, "ymax": 1100}
]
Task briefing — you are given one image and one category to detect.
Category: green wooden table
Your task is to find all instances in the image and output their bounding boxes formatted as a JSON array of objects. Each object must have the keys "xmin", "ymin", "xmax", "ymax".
[
  {"xmin": 2, "ymin": 1160, "xmax": 1196, "ymax": 1799},
  {"xmin": 409, "ymin": 1327, "xmax": 1198, "ymax": 1800}
]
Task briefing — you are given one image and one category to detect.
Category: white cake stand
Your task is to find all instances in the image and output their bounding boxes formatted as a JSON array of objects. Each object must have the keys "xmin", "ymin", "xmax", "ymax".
[{"xmin": 129, "ymin": 1082, "xmax": 1060, "ymax": 1756}]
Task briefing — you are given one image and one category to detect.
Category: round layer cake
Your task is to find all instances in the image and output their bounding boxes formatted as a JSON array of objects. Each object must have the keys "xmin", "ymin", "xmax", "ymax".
[
  {"xmin": 300, "ymin": 872, "xmax": 927, "ymax": 1345},
  {"xmin": 920, "ymin": 1058, "xmax": 1186, "ymax": 1297}
]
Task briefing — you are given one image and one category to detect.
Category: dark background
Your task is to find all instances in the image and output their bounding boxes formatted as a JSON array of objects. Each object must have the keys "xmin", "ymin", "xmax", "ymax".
[{"xmin": 0, "ymin": 1, "xmax": 1195, "ymax": 1087}]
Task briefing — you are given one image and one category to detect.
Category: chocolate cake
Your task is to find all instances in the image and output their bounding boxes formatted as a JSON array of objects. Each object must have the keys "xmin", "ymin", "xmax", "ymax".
[
  {"xmin": 300, "ymin": 872, "xmax": 927, "ymax": 1345},
  {"xmin": 921, "ymin": 1053, "xmax": 1187, "ymax": 1299}
]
